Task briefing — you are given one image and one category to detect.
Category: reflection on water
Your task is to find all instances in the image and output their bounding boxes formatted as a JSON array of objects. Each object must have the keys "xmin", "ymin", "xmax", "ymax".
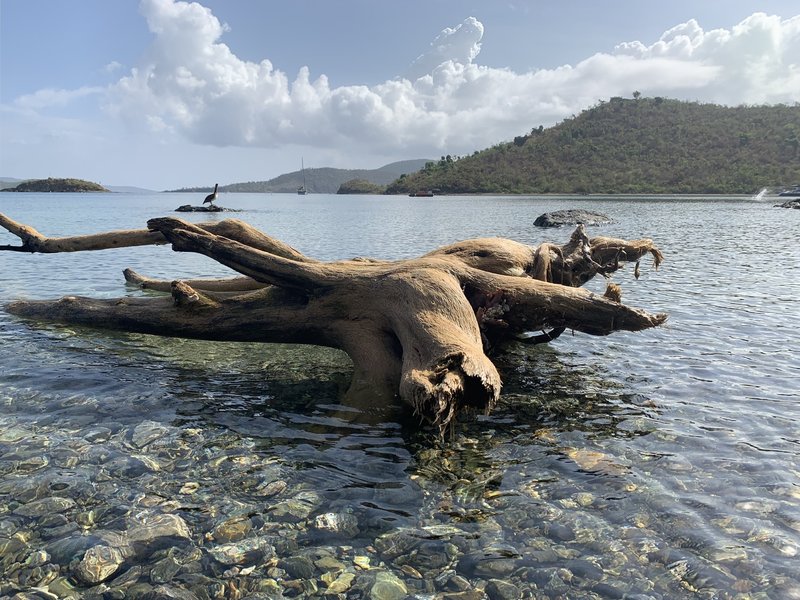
[{"xmin": 1, "ymin": 194, "xmax": 799, "ymax": 598}]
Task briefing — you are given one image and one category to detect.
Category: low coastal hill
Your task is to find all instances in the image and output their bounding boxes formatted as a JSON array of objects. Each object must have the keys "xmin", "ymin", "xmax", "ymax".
[
  {"xmin": 1, "ymin": 177, "xmax": 110, "ymax": 193},
  {"xmin": 336, "ymin": 179, "xmax": 386, "ymax": 194},
  {"xmin": 169, "ymin": 159, "xmax": 431, "ymax": 194},
  {"xmin": 386, "ymin": 98, "xmax": 800, "ymax": 195}
]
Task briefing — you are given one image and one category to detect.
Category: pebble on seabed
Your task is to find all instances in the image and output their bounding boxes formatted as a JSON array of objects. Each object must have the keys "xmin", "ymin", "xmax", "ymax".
[
  {"xmin": 74, "ymin": 545, "xmax": 124, "ymax": 584},
  {"xmin": 1, "ymin": 408, "xmax": 797, "ymax": 600}
]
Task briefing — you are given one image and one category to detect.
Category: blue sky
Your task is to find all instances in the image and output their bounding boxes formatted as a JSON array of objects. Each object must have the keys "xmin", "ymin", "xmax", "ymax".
[{"xmin": 1, "ymin": 0, "xmax": 798, "ymax": 190}]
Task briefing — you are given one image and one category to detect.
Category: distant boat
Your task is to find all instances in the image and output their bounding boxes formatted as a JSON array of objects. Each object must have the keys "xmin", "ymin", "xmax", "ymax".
[
  {"xmin": 778, "ymin": 185, "xmax": 800, "ymax": 197},
  {"xmin": 409, "ymin": 190, "xmax": 434, "ymax": 197},
  {"xmin": 297, "ymin": 159, "xmax": 307, "ymax": 195}
]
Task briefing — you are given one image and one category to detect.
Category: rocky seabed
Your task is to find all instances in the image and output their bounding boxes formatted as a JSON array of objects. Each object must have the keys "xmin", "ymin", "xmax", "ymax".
[{"xmin": 1, "ymin": 415, "xmax": 799, "ymax": 600}]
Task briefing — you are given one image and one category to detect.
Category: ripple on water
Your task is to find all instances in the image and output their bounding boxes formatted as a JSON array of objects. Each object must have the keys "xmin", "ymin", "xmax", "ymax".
[{"xmin": 1, "ymin": 195, "xmax": 799, "ymax": 597}]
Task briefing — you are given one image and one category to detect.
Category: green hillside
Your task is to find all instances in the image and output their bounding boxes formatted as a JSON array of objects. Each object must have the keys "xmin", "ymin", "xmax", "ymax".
[
  {"xmin": 1, "ymin": 177, "xmax": 110, "ymax": 193},
  {"xmin": 337, "ymin": 178, "xmax": 386, "ymax": 194},
  {"xmin": 386, "ymin": 98, "xmax": 800, "ymax": 195},
  {"xmin": 170, "ymin": 159, "xmax": 431, "ymax": 194}
]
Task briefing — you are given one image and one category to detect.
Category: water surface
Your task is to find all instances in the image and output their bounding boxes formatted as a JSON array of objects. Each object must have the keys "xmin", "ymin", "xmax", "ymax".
[{"xmin": 0, "ymin": 193, "xmax": 798, "ymax": 598}]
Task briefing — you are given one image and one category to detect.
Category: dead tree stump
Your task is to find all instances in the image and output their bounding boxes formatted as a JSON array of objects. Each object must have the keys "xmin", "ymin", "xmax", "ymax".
[{"xmin": 0, "ymin": 213, "xmax": 666, "ymax": 433}]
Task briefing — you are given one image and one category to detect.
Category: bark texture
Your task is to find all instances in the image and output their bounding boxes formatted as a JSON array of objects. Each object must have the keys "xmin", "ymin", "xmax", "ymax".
[{"xmin": 1, "ymin": 213, "xmax": 666, "ymax": 432}]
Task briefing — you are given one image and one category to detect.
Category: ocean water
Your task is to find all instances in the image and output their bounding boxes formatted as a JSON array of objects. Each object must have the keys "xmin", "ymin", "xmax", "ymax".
[{"xmin": 0, "ymin": 193, "xmax": 798, "ymax": 598}]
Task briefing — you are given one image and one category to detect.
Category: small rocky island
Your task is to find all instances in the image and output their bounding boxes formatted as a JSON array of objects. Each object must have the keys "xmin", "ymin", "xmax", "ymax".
[
  {"xmin": 337, "ymin": 179, "xmax": 386, "ymax": 194},
  {"xmin": 775, "ymin": 199, "xmax": 800, "ymax": 209},
  {"xmin": 175, "ymin": 204, "xmax": 238, "ymax": 213},
  {"xmin": 1, "ymin": 178, "xmax": 110, "ymax": 193}
]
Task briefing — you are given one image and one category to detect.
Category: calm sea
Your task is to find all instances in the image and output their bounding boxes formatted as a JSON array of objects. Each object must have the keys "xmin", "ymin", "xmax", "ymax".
[{"xmin": 0, "ymin": 193, "xmax": 798, "ymax": 598}]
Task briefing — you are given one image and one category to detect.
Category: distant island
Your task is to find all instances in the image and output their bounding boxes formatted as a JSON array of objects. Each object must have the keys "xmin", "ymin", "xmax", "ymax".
[
  {"xmin": 386, "ymin": 97, "xmax": 800, "ymax": 195},
  {"xmin": 336, "ymin": 178, "xmax": 386, "ymax": 194},
  {"xmin": 165, "ymin": 159, "xmax": 430, "ymax": 195},
  {"xmin": 1, "ymin": 177, "xmax": 110, "ymax": 193}
]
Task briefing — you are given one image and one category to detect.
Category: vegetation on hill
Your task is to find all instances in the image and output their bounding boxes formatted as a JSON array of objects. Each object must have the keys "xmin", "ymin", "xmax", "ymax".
[
  {"xmin": 337, "ymin": 179, "xmax": 386, "ymax": 194},
  {"xmin": 1, "ymin": 178, "xmax": 110, "ymax": 193},
  {"xmin": 386, "ymin": 98, "xmax": 800, "ymax": 195},
  {"xmin": 168, "ymin": 159, "xmax": 431, "ymax": 194}
]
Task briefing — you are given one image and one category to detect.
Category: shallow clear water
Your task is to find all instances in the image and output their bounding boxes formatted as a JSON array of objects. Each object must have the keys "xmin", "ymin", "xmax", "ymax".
[{"xmin": 0, "ymin": 193, "xmax": 798, "ymax": 598}]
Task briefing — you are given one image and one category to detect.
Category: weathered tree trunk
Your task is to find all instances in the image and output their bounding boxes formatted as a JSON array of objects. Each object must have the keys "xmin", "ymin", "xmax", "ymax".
[{"xmin": 0, "ymin": 213, "xmax": 666, "ymax": 433}]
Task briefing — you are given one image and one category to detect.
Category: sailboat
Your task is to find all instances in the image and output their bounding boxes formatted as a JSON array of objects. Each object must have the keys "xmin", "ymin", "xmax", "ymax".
[{"xmin": 297, "ymin": 158, "xmax": 307, "ymax": 195}]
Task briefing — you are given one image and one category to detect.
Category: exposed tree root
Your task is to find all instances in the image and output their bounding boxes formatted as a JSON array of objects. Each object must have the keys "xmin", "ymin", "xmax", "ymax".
[{"xmin": 1, "ymin": 213, "xmax": 667, "ymax": 434}]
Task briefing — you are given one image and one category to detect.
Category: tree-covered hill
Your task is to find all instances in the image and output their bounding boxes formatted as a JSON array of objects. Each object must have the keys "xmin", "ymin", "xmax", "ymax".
[
  {"xmin": 386, "ymin": 98, "xmax": 800, "ymax": 195},
  {"xmin": 169, "ymin": 159, "xmax": 431, "ymax": 194},
  {"xmin": 1, "ymin": 178, "xmax": 110, "ymax": 193},
  {"xmin": 336, "ymin": 179, "xmax": 386, "ymax": 194}
]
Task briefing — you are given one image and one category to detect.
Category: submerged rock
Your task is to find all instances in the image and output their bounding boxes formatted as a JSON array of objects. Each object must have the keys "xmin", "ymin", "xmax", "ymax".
[
  {"xmin": 14, "ymin": 497, "xmax": 76, "ymax": 518},
  {"xmin": 486, "ymin": 578, "xmax": 521, "ymax": 600},
  {"xmin": 131, "ymin": 420, "xmax": 170, "ymax": 448},
  {"xmin": 127, "ymin": 513, "xmax": 192, "ymax": 556},
  {"xmin": 0, "ymin": 425, "xmax": 30, "ymax": 442},
  {"xmin": 279, "ymin": 555, "xmax": 315, "ymax": 579},
  {"xmin": 145, "ymin": 584, "xmax": 200, "ymax": 599},
  {"xmin": 44, "ymin": 534, "xmax": 104, "ymax": 564},
  {"xmin": 312, "ymin": 512, "xmax": 359, "ymax": 537},
  {"xmin": 534, "ymin": 209, "xmax": 612, "ymax": 227},
  {"xmin": 269, "ymin": 491, "xmax": 321, "ymax": 522},
  {"xmin": 367, "ymin": 570, "xmax": 408, "ymax": 600},
  {"xmin": 212, "ymin": 516, "xmax": 252, "ymax": 543},
  {"xmin": 150, "ymin": 555, "xmax": 182, "ymax": 584},
  {"xmin": 208, "ymin": 537, "xmax": 274, "ymax": 566},
  {"xmin": 326, "ymin": 572, "xmax": 356, "ymax": 594},
  {"xmin": 74, "ymin": 544, "xmax": 125, "ymax": 584}
]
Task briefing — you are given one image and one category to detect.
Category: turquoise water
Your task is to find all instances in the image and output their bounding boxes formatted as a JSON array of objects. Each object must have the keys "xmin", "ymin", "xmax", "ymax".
[{"xmin": 1, "ymin": 193, "xmax": 798, "ymax": 598}]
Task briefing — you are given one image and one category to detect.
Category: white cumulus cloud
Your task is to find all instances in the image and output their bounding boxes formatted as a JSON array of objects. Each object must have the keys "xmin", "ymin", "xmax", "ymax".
[
  {"xmin": 404, "ymin": 16, "xmax": 484, "ymax": 81},
  {"xmin": 105, "ymin": 0, "xmax": 800, "ymax": 157},
  {"xmin": 613, "ymin": 13, "xmax": 800, "ymax": 105}
]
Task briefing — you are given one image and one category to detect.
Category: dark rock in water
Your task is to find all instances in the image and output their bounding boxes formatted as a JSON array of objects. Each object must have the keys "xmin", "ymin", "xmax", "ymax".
[
  {"xmin": 142, "ymin": 584, "xmax": 198, "ymax": 600},
  {"xmin": 174, "ymin": 204, "xmax": 238, "ymax": 212},
  {"xmin": 208, "ymin": 537, "xmax": 274, "ymax": 566},
  {"xmin": 126, "ymin": 513, "xmax": 192, "ymax": 556},
  {"xmin": 13, "ymin": 496, "xmax": 76, "ymax": 517},
  {"xmin": 457, "ymin": 546, "xmax": 521, "ymax": 578},
  {"xmin": 73, "ymin": 544, "xmax": 125, "ymax": 584},
  {"xmin": 775, "ymin": 199, "xmax": 800, "ymax": 209},
  {"xmin": 311, "ymin": 511, "xmax": 359, "ymax": 537},
  {"xmin": 279, "ymin": 555, "xmax": 315, "ymax": 579},
  {"xmin": 486, "ymin": 578, "xmax": 521, "ymax": 600},
  {"xmin": 212, "ymin": 516, "xmax": 253, "ymax": 543},
  {"xmin": 45, "ymin": 534, "xmax": 104, "ymax": 564},
  {"xmin": 544, "ymin": 522, "xmax": 575, "ymax": 542},
  {"xmin": 566, "ymin": 558, "xmax": 603, "ymax": 580},
  {"xmin": 534, "ymin": 209, "xmax": 612, "ymax": 227},
  {"xmin": 358, "ymin": 570, "xmax": 408, "ymax": 600}
]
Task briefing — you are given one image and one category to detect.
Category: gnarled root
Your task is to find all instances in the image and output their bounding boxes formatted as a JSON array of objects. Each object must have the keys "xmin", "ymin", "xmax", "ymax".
[{"xmin": 2, "ymin": 212, "xmax": 667, "ymax": 434}]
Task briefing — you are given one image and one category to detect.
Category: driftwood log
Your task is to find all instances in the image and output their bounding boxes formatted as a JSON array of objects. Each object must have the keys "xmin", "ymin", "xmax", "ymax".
[{"xmin": 0, "ymin": 213, "xmax": 666, "ymax": 433}]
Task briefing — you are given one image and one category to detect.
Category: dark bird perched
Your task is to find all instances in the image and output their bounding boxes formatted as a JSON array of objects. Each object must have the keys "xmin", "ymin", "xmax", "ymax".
[{"xmin": 203, "ymin": 183, "xmax": 218, "ymax": 206}]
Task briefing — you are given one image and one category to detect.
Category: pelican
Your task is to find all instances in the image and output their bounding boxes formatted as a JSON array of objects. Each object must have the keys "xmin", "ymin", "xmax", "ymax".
[{"xmin": 203, "ymin": 183, "xmax": 218, "ymax": 206}]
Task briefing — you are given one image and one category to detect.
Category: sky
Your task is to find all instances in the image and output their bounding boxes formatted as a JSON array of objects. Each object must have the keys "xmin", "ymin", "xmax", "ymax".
[{"xmin": 1, "ymin": 1, "xmax": 799, "ymax": 190}]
